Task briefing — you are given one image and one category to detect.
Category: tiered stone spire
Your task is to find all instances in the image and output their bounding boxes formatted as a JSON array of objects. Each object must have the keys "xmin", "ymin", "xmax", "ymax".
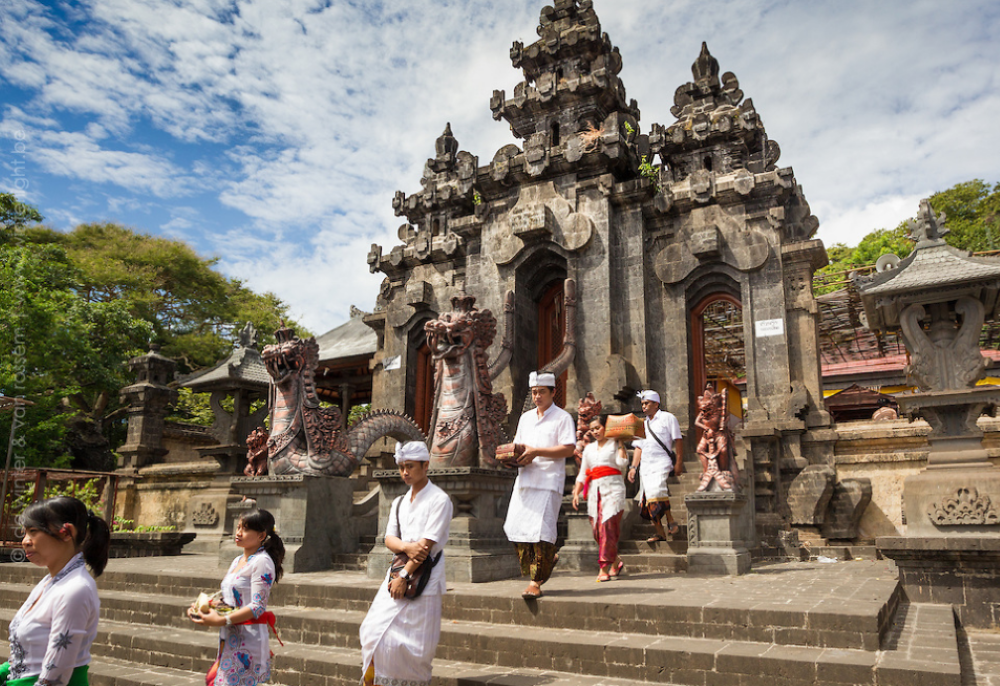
[{"xmin": 490, "ymin": 0, "xmax": 638, "ymax": 140}]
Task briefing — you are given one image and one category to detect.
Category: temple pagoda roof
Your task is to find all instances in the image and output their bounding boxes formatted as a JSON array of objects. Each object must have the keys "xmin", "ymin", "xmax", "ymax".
[{"xmin": 316, "ymin": 306, "xmax": 378, "ymax": 365}]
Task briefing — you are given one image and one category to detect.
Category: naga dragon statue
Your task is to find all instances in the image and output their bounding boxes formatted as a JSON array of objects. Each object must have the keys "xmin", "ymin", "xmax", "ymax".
[
  {"xmin": 425, "ymin": 291, "xmax": 514, "ymax": 468},
  {"xmin": 245, "ymin": 323, "xmax": 425, "ymax": 477}
]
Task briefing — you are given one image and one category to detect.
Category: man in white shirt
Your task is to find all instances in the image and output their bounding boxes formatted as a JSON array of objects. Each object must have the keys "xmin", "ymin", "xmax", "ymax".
[
  {"xmin": 360, "ymin": 441, "xmax": 453, "ymax": 686},
  {"xmin": 502, "ymin": 371, "xmax": 576, "ymax": 599},
  {"xmin": 627, "ymin": 390, "xmax": 684, "ymax": 544}
]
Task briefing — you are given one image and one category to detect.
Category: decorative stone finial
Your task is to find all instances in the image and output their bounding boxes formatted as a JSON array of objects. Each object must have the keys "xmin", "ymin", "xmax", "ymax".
[
  {"xmin": 238, "ymin": 322, "xmax": 259, "ymax": 350},
  {"xmin": 692, "ymin": 42, "xmax": 720, "ymax": 88},
  {"xmin": 434, "ymin": 122, "xmax": 458, "ymax": 168},
  {"xmin": 907, "ymin": 199, "xmax": 949, "ymax": 245}
]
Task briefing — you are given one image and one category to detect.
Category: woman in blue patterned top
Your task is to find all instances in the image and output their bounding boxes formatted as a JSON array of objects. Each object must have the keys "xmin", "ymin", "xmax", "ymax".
[
  {"xmin": 189, "ymin": 509, "xmax": 285, "ymax": 686},
  {"xmin": 3, "ymin": 496, "xmax": 111, "ymax": 686}
]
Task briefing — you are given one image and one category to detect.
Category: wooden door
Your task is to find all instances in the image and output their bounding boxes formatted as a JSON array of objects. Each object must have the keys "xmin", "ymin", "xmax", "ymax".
[{"xmin": 537, "ymin": 281, "xmax": 567, "ymax": 407}]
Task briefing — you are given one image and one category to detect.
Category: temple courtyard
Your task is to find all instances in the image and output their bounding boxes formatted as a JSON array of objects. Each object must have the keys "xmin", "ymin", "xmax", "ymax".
[{"xmin": 2, "ymin": 553, "xmax": 999, "ymax": 685}]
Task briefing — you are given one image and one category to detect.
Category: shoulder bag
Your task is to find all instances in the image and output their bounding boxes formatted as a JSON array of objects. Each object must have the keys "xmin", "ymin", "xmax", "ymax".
[{"xmin": 387, "ymin": 495, "xmax": 442, "ymax": 599}]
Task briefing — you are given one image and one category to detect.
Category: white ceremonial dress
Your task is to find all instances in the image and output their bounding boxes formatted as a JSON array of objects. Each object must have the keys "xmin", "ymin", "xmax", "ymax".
[
  {"xmin": 577, "ymin": 439, "xmax": 627, "ymax": 523},
  {"xmin": 638, "ymin": 409, "xmax": 682, "ymax": 501},
  {"xmin": 359, "ymin": 480, "xmax": 453, "ymax": 686},
  {"xmin": 503, "ymin": 403, "xmax": 577, "ymax": 544},
  {"xmin": 7, "ymin": 553, "xmax": 98, "ymax": 685},
  {"xmin": 216, "ymin": 548, "xmax": 276, "ymax": 686}
]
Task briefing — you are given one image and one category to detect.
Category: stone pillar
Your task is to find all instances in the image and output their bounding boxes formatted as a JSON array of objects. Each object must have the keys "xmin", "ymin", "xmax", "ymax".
[
  {"xmin": 559, "ymin": 507, "xmax": 599, "ymax": 572},
  {"xmin": 685, "ymin": 491, "xmax": 752, "ymax": 575},
  {"xmin": 118, "ymin": 345, "xmax": 178, "ymax": 470},
  {"xmin": 368, "ymin": 467, "xmax": 520, "ymax": 583},
  {"xmin": 227, "ymin": 474, "xmax": 357, "ymax": 573},
  {"xmin": 339, "ymin": 383, "xmax": 353, "ymax": 430}
]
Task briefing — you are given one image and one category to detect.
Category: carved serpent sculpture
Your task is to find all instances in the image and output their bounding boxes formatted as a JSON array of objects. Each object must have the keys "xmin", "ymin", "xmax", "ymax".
[{"xmin": 248, "ymin": 324, "xmax": 425, "ymax": 477}]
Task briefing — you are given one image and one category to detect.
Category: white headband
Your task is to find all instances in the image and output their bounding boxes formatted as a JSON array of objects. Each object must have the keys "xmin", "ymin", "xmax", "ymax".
[
  {"xmin": 638, "ymin": 390, "xmax": 660, "ymax": 404},
  {"xmin": 529, "ymin": 371, "xmax": 556, "ymax": 388},
  {"xmin": 394, "ymin": 441, "xmax": 430, "ymax": 465}
]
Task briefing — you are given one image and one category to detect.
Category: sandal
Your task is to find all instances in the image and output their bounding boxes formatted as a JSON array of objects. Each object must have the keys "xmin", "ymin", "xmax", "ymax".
[
  {"xmin": 596, "ymin": 572, "xmax": 611, "ymax": 582},
  {"xmin": 521, "ymin": 585, "xmax": 543, "ymax": 599},
  {"xmin": 646, "ymin": 535, "xmax": 667, "ymax": 544},
  {"xmin": 609, "ymin": 559, "xmax": 625, "ymax": 578},
  {"xmin": 667, "ymin": 522, "xmax": 681, "ymax": 536}
]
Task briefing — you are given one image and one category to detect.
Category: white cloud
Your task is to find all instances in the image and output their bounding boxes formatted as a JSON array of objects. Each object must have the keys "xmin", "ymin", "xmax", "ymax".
[{"xmin": 1, "ymin": 0, "xmax": 999, "ymax": 332}]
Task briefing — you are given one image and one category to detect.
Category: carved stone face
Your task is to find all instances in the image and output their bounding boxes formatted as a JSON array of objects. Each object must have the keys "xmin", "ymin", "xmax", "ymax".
[
  {"xmin": 262, "ymin": 339, "xmax": 306, "ymax": 385},
  {"xmin": 425, "ymin": 315, "xmax": 476, "ymax": 361}
]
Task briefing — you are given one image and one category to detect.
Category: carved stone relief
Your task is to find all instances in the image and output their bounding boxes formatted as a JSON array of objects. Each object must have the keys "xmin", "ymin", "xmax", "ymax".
[
  {"xmin": 491, "ymin": 181, "xmax": 595, "ymax": 265},
  {"xmin": 654, "ymin": 205, "xmax": 770, "ymax": 285},
  {"xmin": 928, "ymin": 487, "xmax": 999, "ymax": 526},
  {"xmin": 192, "ymin": 502, "xmax": 220, "ymax": 527}
]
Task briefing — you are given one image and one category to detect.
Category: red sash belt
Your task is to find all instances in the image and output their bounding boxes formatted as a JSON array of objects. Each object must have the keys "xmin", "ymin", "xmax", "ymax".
[
  {"xmin": 585, "ymin": 466, "xmax": 622, "ymax": 482},
  {"xmin": 581, "ymin": 466, "xmax": 621, "ymax": 499}
]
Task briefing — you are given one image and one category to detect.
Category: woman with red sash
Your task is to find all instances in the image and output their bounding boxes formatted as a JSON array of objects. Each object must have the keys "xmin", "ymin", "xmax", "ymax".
[{"xmin": 571, "ymin": 414, "xmax": 628, "ymax": 582}]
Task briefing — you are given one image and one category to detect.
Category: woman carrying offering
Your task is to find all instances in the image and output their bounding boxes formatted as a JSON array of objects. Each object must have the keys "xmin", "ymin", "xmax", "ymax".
[
  {"xmin": 4, "ymin": 496, "xmax": 111, "ymax": 686},
  {"xmin": 571, "ymin": 414, "xmax": 628, "ymax": 582},
  {"xmin": 188, "ymin": 509, "xmax": 284, "ymax": 686}
]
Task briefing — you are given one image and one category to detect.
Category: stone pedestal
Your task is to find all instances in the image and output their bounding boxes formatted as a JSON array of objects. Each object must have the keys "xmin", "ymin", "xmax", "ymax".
[
  {"xmin": 367, "ymin": 467, "xmax": 519, "ymax": 583},
  {"xmin": 227, "ymin": 474, "xmax": 357, "ymax": 574},
  {"xmin": 878, "ymin": 536, "xmax": 1000, "ymax": 629},
  {"xmin": 559, "ymin": 508, "xmax": 599, "ymax": 573},
  {"xmin": 685, "ymin": 491, "xmax": 751, "ymax": 575}
]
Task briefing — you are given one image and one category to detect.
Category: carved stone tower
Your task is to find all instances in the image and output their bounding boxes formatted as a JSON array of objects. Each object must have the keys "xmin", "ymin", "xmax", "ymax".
[
  {"xmin": 367, "ymin": 0, "xmax": 837, "ymax": 557},
  {"xmin": 118, "ymin": 344, "xmax": 178, "ymax": 470}
]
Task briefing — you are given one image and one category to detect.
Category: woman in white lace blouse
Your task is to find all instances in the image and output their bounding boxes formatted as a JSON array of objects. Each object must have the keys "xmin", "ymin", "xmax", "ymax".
[
  {"xmin": 571, "ymin": 414, "xmax": 628, "ymax": 582},
  {"xmin": 188, "ymin": 509, "xmax": 285, "ymax": 686},
  {"xmin": 3, "ymin": 496, "xmax": 111, "ymax": 686}
]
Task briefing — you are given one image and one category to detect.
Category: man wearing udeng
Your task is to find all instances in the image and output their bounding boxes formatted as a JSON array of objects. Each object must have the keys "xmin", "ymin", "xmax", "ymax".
[{"xmin": 503, "ymin": 371, "xmax": 576, "ymax": 599}]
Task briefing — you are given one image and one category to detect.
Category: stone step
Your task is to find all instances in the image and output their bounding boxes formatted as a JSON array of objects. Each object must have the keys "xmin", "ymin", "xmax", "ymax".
[
  {"xmin": 0, "ymin": 605, "xmax": 883, "ymax": 686},
  {"xmin": 0, "ymin": 564, "xmax": 898, "ymax": 651},
  {"xmin": 0, "ymin": 633, "xmax": 672, "ymax": 686},
  {"xmin": 617, "ymin": 538, "xmax": 688, "ymax": 554},
  {"xmin": 616, "ymin": 553, "xmax": 687, "ymax": 574}
]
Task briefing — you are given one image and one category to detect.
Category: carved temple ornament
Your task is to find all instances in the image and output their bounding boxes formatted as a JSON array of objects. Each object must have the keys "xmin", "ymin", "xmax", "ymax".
[
  {"xmin": 654, "ymin": 205, "xmax": 770, "ymax": 285},
  {"xmin": 694, "ymin": 383, "xmax": 739, "ymax": 492},
  {"xmin": 491, "ymin": 181, "xmax": 595, "ymax": 265},
  {"xmin": 192, "ymin": 502, "xmax": 220, "ymax": 528},
  {"xmin": 928, "ymin": 487, "xmax": 999, "ymax": 526}
]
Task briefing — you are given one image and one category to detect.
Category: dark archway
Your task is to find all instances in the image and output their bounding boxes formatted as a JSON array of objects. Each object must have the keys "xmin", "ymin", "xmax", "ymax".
[{"xmin": 404, "ymin": 316, "xmax": 435, "ymax": 435}]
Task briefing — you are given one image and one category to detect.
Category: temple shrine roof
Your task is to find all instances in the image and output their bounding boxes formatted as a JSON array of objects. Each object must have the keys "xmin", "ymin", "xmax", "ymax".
[
  {"xmin": 180, "ymin": 323, "xmax": 269, "ymax": 392},
  {"xmin": 316, "ymin": 306, "xmax": 378, "ymax": 365}
]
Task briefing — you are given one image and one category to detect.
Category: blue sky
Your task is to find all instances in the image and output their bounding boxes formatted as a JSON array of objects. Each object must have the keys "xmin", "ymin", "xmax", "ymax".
[{"xmin": 2, "ymin": 0, "xmax": 999, "ymax": 334}]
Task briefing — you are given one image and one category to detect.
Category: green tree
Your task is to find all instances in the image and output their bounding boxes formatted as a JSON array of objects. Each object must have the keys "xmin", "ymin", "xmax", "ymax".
[
  {"xmin": 0, "ymin": 193, "xmax": 43, "ymax": 244},
  {"xmin": 2, "ymin": 197, "xmax": 305, "ymax": 468},
  {"xmin": 928, "ymin": 180, "xmax": 1000, "ymax": 252}
]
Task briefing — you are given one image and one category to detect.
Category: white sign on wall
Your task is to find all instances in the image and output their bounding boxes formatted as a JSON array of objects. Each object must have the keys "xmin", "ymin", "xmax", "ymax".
[
  {"xmin": 383, "ymin": 355, "xmax": 402, "ymax": 371},
  {"xmin": 754, "ymin": 318, "xmax": 785, "ymax": 338}
]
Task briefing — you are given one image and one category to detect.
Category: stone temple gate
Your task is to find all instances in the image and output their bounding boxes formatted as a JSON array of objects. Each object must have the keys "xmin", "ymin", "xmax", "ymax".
[{"xmin": 365, "ymin": 0, "xmax": 835, "ymax": 552}]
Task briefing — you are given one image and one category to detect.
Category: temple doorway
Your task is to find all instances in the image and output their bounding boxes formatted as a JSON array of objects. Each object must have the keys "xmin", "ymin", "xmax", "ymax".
[
  {"xmin": 537, "ymin": 280, "xmax": 568, "ymax": 407},
  {"xmin": 691, "ymin": 294, "xmax": 745, "ymax": 430}
]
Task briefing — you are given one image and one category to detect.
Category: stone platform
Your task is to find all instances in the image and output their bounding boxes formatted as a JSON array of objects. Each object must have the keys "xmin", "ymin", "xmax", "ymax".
[{"xmin": 0, "ymin": 554, "xmax": 994, "ymax": 685}]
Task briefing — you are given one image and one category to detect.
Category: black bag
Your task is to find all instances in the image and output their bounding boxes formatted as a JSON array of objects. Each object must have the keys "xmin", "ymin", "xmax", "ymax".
[{"xmin": 387, "ymin": 496, "xmax": 442, "ymax": 600}]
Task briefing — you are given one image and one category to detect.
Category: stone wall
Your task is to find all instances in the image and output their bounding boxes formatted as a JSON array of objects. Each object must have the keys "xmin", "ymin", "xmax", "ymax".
[{"xmin": 831, "ymin": 416, "xmax": 1000, "ymax": 540}]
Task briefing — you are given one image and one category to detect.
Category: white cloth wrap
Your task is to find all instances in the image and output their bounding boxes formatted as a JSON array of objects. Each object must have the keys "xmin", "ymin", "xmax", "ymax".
[
  {"xmin": 638, "ymin": 390, "xmax": 661, "ymax": 404},
  {"xmin": 637, "ymin": 409, "xmax": 682, "ymax": 501},
  {"xmin": 502, "ymin": 402, "xmax": 576, "ymax": 544},
  {"xmin": 395, "ymin": 441, "xmax": 430, "ymax": 464},
  {"xmin": 360, "ymin": 480, "xmax": 453, "ymax": 686},
  {"xmin": 577, "ymin": 439, "xmax": 628, "ymax": 523},
  {"xmin": 529, "ymin": 371, "xmax": 556, "ymax": 387}
]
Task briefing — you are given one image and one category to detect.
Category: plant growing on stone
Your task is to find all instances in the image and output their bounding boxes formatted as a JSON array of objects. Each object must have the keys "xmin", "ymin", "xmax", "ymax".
[{"xmin": 638, "ymin": 155, "xmax": 661, "ymax": 194}]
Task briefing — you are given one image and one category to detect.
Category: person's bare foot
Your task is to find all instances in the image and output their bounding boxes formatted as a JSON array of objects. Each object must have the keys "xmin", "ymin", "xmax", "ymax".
[{"xmin": 521, "ymin": 582, "xmax": 542, "ymax": 599}]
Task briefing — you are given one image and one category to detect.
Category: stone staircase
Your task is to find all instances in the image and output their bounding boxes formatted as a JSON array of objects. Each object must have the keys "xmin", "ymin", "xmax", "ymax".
[{"xmin": 0, "ymin": 556, "xmax": 971, "ymax": 686}]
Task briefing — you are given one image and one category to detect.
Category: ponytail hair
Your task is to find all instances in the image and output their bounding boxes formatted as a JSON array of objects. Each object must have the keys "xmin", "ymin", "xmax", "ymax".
[
  {"xmin": 21, "ymin": 496, "xmax": 111, "ymax": 577},
  {"xmin": 239, "ymin": 509, "xmax": 285, "ymax": 582}
]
